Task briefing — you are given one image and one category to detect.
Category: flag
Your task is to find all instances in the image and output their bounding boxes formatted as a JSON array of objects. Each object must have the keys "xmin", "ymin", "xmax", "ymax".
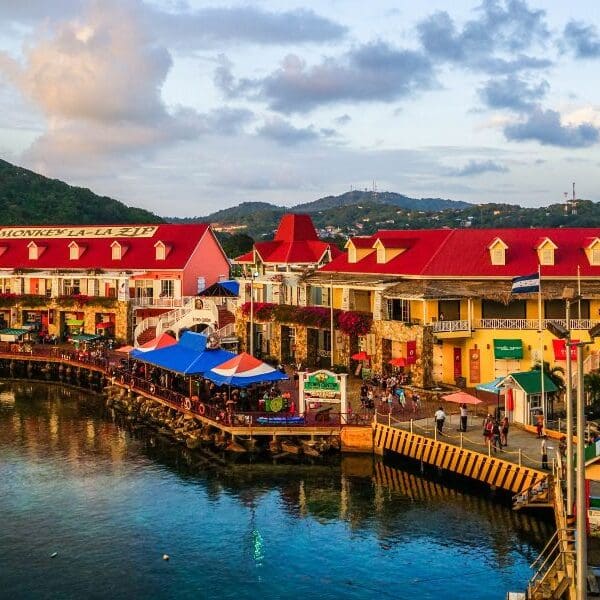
[{"xmin": 511, "ymin": 272, "xmax": 540, "ymax": 294}]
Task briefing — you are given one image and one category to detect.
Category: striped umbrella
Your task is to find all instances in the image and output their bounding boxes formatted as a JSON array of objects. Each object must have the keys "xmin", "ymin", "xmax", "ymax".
[{"xmin": 204, "ymin": 352, "xmax": 288, "ymax": 387}]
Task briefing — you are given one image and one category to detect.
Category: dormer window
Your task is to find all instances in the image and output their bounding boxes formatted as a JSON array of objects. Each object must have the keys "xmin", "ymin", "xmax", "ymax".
[
  {"xmin": 154, "ymin": 241, "xmax": 171, "ymax": 261},
  {"xmin": 68, "ymin": 241, "xmax": 86, "ymax": 260},
  {"xmin": 376, "ymin": 241, "xmax": 385, "ymax": 264},
  {"xmin": 585, "ymin": 238, "xmax": 600, "ymax": 266},
  {"xmin": 488, "ymin": 237, "xmax": 508, "ymax": 265},
  {"xmin": 27, "ymin": 241, "xmax": 45, "ymax": 260},
  {"xmin": 111, "ymin": 241, "xmax": 128, "ymax": 260},
  {"xmin": 536, "ymin": 237, "xmax": 557, "ymax": 266}
]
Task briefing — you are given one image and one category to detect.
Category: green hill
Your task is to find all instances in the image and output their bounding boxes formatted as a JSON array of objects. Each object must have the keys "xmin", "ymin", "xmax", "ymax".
[{"xmin": 0, "ymin": 159, "xmax": 162, "ymax": 225}]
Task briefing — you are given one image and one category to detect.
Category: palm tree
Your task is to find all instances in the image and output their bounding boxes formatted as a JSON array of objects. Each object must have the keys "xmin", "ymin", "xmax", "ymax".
[{"xmin": 533, "ymin": 360, "xmax": 565, "ymax": 420}]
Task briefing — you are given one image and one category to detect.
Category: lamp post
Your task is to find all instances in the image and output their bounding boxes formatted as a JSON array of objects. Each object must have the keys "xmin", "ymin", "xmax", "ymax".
[
  {"xmin": 564, "ymin": 299, "xmax": 574, "ymax": 511},
  {"xmin": 330, "ymin": 276, "xmax": 334, "ymax": 369}
]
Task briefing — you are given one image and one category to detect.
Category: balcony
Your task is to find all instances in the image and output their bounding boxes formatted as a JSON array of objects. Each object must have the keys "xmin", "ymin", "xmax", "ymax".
[
  {"xmin": 428, "ymin": 318, "xmax": 600, "ymax": 332},
  {"xmin": 131, "ymin": 296, "xmax": 192, "ymax": 309},
  {"xmin": 429, "ymin": 319, "xmax": 471, "ymax": 338}
]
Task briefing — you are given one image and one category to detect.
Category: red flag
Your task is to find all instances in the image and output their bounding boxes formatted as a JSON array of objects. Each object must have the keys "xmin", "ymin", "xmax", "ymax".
[
  {"xmin": 406, "ymin": 340, "xmax": 417, "ymax": 364},
  {"xmin": 552, "ymin": 338, "xmax": 578, "ymax": 361}
]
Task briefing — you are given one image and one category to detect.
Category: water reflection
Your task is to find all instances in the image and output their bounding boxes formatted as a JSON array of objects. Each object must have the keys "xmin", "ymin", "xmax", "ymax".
[{"xmin": 0, "ymin": 382, "xmax": 553, "ymax": 600}]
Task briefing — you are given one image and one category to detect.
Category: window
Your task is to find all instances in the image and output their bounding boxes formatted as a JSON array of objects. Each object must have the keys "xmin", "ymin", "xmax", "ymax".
[
  {"xmin": 482, "ymin": 300, "xmax": 526, "ymax": 319},
  {"xmin": 64, "ymin": 279, "xmax": 80, "ymax": 295},
  {"xmin": 160, "ymin": 280, "xmax": 174, "ymax": 297},
  {"xmin": 540, "ymin": 248, "xmax": 554, "ymax": 265},
  {"xmin": 438, "ymin": 300, "xmax": 461, "ymax": 321},
  {"xmin": 592, "ymin": 247, "xmax": 600, "ymax": 265},
  {"xmin": 387, "ymin": 299, "xmax": 411, "ymax": 322},
  {"xmin": 492, "ymin": 248, "xmax": 505, "ymax": 265},
  {"xmin": 88, "ymin": 279, "xmax": 98, "ymax": 296},
  {"xmin": 111, "ymin": 242, "xmax": 121, "ymax": 260}
]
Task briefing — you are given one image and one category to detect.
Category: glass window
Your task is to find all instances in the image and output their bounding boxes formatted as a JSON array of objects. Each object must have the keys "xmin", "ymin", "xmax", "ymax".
[
  {"xmin": 160, "ymin": 280, "xmax": 174, "ymax": 297},
  {"xmin": 387, "ymin": 299, "xmax": 410, "ymax": 322},
  {"xmin": 64, "ymin": 279, "xmax": 80, "ymax": 295}
]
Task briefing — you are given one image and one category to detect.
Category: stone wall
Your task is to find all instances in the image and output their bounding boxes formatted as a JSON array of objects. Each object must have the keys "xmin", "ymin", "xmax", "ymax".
[{"xmin": 371, "ymin": 321, "xmax": 428, "ymax": 387}]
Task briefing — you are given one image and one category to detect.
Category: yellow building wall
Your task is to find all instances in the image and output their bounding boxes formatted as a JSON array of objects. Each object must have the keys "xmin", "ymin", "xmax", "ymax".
[{"xmin": 332, "ymin": 288, "xmax": 343, "ymax": 310}]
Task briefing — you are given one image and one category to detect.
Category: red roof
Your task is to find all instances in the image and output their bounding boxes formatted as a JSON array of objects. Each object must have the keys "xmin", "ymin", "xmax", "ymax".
[
  {"xmin": 235, "ymin": 213, "xmax": 341, "ymax": 265},
  {"xmin": 320, "ymin": 228, "xmax": 600, "ymax": 278},
  {"xmin": 0, "ymin": 223, "xmax": 212, "ymax": 270}
]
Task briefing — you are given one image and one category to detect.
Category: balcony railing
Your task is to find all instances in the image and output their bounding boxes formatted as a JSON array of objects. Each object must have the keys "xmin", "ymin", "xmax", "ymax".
[
  {"xmin": 131, "ymin": 296, "xmax": 192, "ymax": 309},
  {"xmin": 429, "ymin": 319, "xmax": 470, "ymax": 333},
  {"xmin": 426, "ymin": 318, "xmax": 600, "ymax": 331}
]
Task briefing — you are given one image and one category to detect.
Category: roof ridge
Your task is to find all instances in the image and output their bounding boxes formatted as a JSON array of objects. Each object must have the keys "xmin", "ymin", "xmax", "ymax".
[{"xmin": 419, "ymin": 229, "xmax": 456, "ymax": 275}]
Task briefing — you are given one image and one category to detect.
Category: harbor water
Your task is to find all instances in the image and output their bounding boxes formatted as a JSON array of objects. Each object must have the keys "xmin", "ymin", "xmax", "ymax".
[{"xmin": 0, "ymin": 382, "xmax": 553, "ymax": 599}]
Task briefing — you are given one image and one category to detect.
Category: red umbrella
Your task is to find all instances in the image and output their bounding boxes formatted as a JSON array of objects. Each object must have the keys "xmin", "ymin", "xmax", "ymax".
[
  {"xmin": 351, "ymin": 351, "xmax": 370, "ymax": 361},
  {"xmin": 442, "ymin": 391, "xmax": 482, "ymax": 405},
  {"xmin": 389, "ymin": 357, "xmax": 406, "ymax": 367}
]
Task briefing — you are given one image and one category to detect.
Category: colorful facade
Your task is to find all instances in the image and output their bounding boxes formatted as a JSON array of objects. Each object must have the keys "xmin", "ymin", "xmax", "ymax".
[{"xmin": 0, "ymin": 224, "xmax": 229, "ymax": 343}]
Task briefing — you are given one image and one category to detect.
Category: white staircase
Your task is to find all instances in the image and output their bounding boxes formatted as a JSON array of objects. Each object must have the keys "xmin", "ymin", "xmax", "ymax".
[{"xmin": 134, "ymin": 298, "xmax": 234, "ymax": 347}]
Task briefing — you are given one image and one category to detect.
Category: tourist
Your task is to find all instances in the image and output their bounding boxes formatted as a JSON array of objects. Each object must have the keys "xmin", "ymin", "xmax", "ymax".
[
  {"xmin": 459, "ymin": 403, "xmax": 468, "ymax": 432},
  {"xmin": 386, "ymin": 390, "xmax": 395, "ymax": 408},
  {"xmin": 536, "ymin": 412, "xmax": 544, "ymax": 438},
  {"xmin": 541, "ymin": 435, "xmax": 549, "ymax": 469},
  {"xmin": 491, "ymin": 420, "xmax": 501, "ymax": 453},
  {"xmin": 396, "ymin": 388, "xmax": 406, "ymax": 409},
  {"xmin": 412, "ymin": 393, "xmax": 420, "ymax": 413},
  {"xmin": 360, "ymin": 383, "xmax": 368, "ymax": 408},
  {"xmin": 366, "ymin": 387, "xmax": 374, "ymax": 409},
  {"xmin": 483, "ymin": 415, "xmax": 493, "ymax": 445},
  {"xmin": 500, "ymin": 416, "xmax": 509, "ymax": 447},
  {"xmin": 434, "ymin": 406, "xmax": 446, "ymax": 434}
]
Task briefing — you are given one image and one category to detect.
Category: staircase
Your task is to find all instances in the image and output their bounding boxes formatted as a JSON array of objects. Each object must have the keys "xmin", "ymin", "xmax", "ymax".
[
  {"xmin": 526, "ymin": 528, "xmax": 573, "ymax": 599},
  {"xmin": 133, "ymin": 298, "xmax": 237, "ymax": 347},
  {"xmin": 513, "ymin": 477, "xmax": 552, "ymax": 511}
]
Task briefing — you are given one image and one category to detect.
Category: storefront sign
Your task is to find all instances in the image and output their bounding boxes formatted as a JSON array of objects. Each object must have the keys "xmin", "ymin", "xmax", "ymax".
[
  {"xmin": 552, "ymin": 338, "xmax": 579, "ymax": 361},
  {"xmin": 0, "ymin": 226, "xmax": 158, "ymax": 239},
  {"xmin": 493, "ymin": 339, "xmax": 523, "ymax": 359},
  {"xmin": 469, "ymin": 348, "xmax": 480, "ymax": 383},
  {"xmin": 453, "ymin": 347, "xmax": 462, "ymax": 377},
  {"xmin": 304, "ymin": 370, "xmax": 341, "ymax": 400}
]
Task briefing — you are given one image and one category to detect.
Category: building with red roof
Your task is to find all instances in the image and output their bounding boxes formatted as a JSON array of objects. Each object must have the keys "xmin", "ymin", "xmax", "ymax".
[
  {"xmin": 233, "ymin": 214, "xmax": 341, "ymax": 358},
  {"xmin": 306, "ymin": 227, "xmax": 600, "ymax": 409},
  {"xmin": 0, "ymin": 223, "xmax": 229, "ymax": 344}
]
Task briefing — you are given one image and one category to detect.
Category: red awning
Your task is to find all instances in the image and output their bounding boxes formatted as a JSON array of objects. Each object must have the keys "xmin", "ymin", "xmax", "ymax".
[{"xmin": 96, "ymin": 321, "xmax": 114, "ymax": 329}]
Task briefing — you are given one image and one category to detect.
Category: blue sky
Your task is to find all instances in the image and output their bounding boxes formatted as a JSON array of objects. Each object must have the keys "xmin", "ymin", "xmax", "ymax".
[{"xmin": 0, "ymin": 0, "xmax": 599, "ymax": 217}]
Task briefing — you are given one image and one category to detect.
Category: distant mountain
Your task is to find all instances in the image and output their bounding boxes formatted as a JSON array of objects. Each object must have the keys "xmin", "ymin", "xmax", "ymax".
[
  {"xmin": 292, "ymin": 190, "xmax": 471, "ymax": 212},
  {"xmin": 0, "ymin": 159, "xmax": 162, "ymax": 225}
]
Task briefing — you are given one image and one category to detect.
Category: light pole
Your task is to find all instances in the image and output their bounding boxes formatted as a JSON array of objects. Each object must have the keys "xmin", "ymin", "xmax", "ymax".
[
  {"xmin": 330, "ymin": 276, "xmax": 334, "ymax": 369},
  {"xmin": 564, "ymin": 296, "xmax": 574, "ymax": 512},
  {"xmin": 249, "ymin": 271, "xmax": 258, "ymax": 356}
]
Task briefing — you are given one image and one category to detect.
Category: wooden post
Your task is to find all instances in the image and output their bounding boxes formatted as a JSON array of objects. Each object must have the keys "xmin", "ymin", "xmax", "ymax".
[{"xmin": 460, "ymin": 433, "xmax": 463, "ymax": 449}]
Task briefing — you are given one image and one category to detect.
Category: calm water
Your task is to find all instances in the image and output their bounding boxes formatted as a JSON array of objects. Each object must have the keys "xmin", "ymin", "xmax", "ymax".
[{"xmin": 0, "ymin": 382, "xmax": 552, "ymax": 600}]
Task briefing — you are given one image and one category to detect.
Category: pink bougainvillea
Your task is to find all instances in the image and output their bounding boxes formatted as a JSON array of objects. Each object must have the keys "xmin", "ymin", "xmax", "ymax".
[{"xmin": 239, "ymin": 301, "xmax": 372, "ymax": 337}]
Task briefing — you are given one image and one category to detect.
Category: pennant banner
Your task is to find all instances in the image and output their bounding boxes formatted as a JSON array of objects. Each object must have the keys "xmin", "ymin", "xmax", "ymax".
[
  {"xmin": 552, "ymin": 338, "xmax": 579, "ymax": 361},
  {"xmin": 406, "ymin": 340, "xmax": 417, "ymax": 364}
]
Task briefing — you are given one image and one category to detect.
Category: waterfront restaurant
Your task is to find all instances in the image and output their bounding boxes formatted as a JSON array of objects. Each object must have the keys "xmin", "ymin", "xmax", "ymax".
[{"xmin": 0, "ymin": 224, "xmax": 230, "ymax": 344}]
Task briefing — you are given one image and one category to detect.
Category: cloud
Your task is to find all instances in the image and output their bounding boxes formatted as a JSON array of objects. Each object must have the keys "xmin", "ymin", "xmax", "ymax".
[
  {"xmin": 479, "ymin": 75, "xmax": 549, "ymax": 111},
  {"xmin": 203, "ymin": 107, "xmax": 255, "ymax": 136},
  {"xmin": 335, "ymin": 114, "xmax": 352, "ymax": 125},
  {"xmin": 216, "ymin": 42, "xmax": 434, "ymax": 113},
  {"xmin": 417, "ymin": 0, "xmax": 551, "ymax": 73},
  {"xmin": 563, "ymin": 21, "xmax": 600, "ymax": 59},
  {"xmin": 447, "ymin": 160, "xmax": 509, "ymax": 176},
  {"xmin": 146, "ymin": 5, "xmax": 347, "ymax": 49},
  {"xmin": 0, "ymin": 0, "xmax": 209, "ymax": 167},
  {"xmin": 504, "ymin": 108, "xmax": 600, "ymax": 147},
  {"xmin": 257, "ymin": 118, "xmax": 319, "ymax": 145}
]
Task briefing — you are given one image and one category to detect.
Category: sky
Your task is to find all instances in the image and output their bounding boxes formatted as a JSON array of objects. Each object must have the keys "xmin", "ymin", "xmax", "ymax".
[{"xmin": 0, "ymin": 0, "xmax": 600, "ymax": 217}]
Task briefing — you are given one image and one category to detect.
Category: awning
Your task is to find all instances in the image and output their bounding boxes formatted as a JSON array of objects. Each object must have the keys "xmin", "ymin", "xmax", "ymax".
[
  {"xmin": 131, "ymin": 331, "xmax": 236, "ymax": 375},
  {"xmin": 96, "ymin": 321, "xmax": 114, "ymax": 329},
  {"xmin": 0, "ymin": 328, "xmax": 31, "ymax": 339},
  {"xmin": 475, "ymin": 377, "xmax": 506, "ymax": 394},
  {"xmin": 493, "ymin": 339, "xmax": 523, "ymax": 359},
  {"xmin": 197, "ymin": 280, "xmax": 239, "ymax": 297},
  {"xmin": 66, "ymin": 319, "xmax": 84, "ymax": 326},
  {"xmin": 70, "ymin": 333, "xmax": 101, "ymax": 342}
]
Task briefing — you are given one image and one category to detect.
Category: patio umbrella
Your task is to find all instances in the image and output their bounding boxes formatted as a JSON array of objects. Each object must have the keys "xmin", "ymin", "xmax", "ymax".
[
  {"xmin": 135, "ymin": 332, "xmax": 177, "ymax": 353},
  {"xmin": 204, "ymin": 352, "xmax": 288, "ymax": 387},
  {"xmin": 389, "ymin": 357, "xmax": 407, "ymax": 367},
  {"xmin": 351, "ymin": 351, "xmax": 370, "ymax": 361},
  {"xmin": 442, "ymin": 391, "xmax": 482, "ymax": 405}
]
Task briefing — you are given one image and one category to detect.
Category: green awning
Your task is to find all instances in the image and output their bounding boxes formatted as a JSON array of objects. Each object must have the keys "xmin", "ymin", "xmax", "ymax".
[
  {"xmin": 70, "ymin": 333, "xmax": 101, "ymax": 342},
  {"xmin": 0, "ymin": 328, "xmax": 30, "ymax": 337},
  {"xmin": 66, "ymin": 319, "xmax": 84, "ymax": 326},
  {"xmin": 507, "ymin": 370, "xmax": 558, "ymax": 395},
  {"xmin": 493, "ymin": 339, "xmax": 523, "ymax": 359}
]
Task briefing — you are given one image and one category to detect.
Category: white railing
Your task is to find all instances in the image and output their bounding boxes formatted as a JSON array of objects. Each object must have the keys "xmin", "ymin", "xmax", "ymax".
[
  {"xmin": 218, "ymin": 323, "xmax": 237, "ymax": 339},
  {"xmin": 131, "ymin": 296, "xmax": 189, "ymax": 309},
  {"xmin": 155, "ymin": 298, "xmax": 220, "ymax": 338},
  {"xmin": 429, "ymin": 320, "xmax": 470, "ymax": 333},
  {"xmin": 475, "ymin": 318, "xmax": 600, "ymax": 330}
]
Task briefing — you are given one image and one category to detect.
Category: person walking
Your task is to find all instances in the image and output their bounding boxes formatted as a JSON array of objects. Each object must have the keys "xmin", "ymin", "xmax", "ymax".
[
  {"xmin": 459, "ymin": 403, "xmax": 468, "ymax": 432},
  {"xmin": 541, "ymin": 435, "xmax": 549, "ymax": 469},
  {"xmin": 500, "ymin": 416, "xmax": 509, "ymax": 447},
  {"xmin": 483, "ymin": 414, "xmax": 493, "ymax": 445},
  {"xmin": 434, "ymin": 406, "xmax": 446, "ymax": 435},
  {"xmin": 491, "ymin": 420, "xmax": 501, "ymax": 453},
  {"xmin": 536, "ymin": 412, "xmax": 544, "ymax": 438}
]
